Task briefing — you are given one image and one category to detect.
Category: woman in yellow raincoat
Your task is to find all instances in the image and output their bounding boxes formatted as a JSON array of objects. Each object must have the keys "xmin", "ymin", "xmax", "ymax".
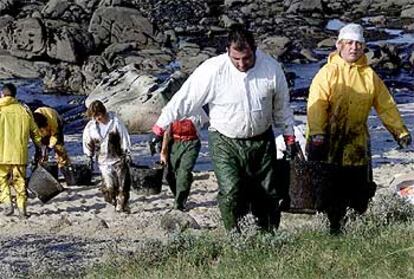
[{"xmin": 306, "ymin": 23, "xmax": 411, "ymax": 234}]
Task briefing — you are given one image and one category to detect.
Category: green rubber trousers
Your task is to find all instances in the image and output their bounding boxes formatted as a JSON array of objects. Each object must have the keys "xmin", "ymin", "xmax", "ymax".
[
  {"xmin": 166, "ymin": 139, "xmax": 201, "ymax": 210},
  {"xmin": 208, "ymin": 129, "xmax": 282, "ymax": 232}
]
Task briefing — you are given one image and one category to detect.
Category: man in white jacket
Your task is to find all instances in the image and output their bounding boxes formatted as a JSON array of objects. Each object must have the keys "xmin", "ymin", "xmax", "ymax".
[
  {"xmin": 152, "ymin": 25, "xmax": 296, "ymax": 232},
  {"xmin": 83, "ymin": 100, "xmax": 132, "ymax": 213}
]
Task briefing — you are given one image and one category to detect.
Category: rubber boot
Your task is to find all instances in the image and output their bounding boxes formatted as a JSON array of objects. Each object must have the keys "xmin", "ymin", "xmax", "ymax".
[
  {"xmin": 18, "ymin": 206, "xmax": 28, "ymax": 220},
  {"xmin": 62, "ymin": 165, "xmax": 76, "ymax": 186},
  {"xmin": 3, "ymin": 203, "xmax": 14, "ymax": 216}
]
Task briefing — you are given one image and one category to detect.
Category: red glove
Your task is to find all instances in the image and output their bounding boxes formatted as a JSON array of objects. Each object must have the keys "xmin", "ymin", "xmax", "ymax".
[
  {"xmin": 152, "ymin": 124, "xmax": 165, "ymax": 137},
  {"xmin": 283, "ymin": 135, "xmax": 296, "ymax": 145}
]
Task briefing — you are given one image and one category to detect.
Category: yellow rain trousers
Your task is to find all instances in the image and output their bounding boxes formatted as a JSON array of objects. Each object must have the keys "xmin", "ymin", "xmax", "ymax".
[
  {"xmin": 307, "ymin": 52, "xmax": 409, "ymax": 166},
  {"xmin": 0, "ymin": 96, "xmax": 42, "ymax": 210},
  {"xmin": 0, "ymin": 165, "xmax": 26, "ymax": 209}
]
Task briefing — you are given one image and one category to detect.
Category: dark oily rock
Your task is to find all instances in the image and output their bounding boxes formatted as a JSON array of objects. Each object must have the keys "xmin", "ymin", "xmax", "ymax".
[
  {"xmin": 0, "ymin": 55, "xmax": 41, "ymax": 79},
  {"xmin": 401, "ymin": 6, "xmax": 414, "ymax": 18},
  {"xmin": 88, "ymin": 6, "xmax": 153, "ymax": 48},
  {"xmin": 0, "ymin": 0, "xmax": 15, "ymax": 15},
  {"xmin": 258, "ymin": 35, "xmax": 291, "ymax": 59},
  {"xmin": 0, "ymin": 15, "xmax": 13, "ymax": 49},
  {"xmin": 85, "ymin": 65, "xmax": 188, "ymax": 133},
  {"xmin": 81, "ymin": 55, "xmax": 110, "ymax": 92},
  {"xmin": 286, "ymin": 0, "xmax": 323, "ymax": 15},
  {"xmin": 42, "ymin": 0, "xmax": 87, "ymax": 22},
  {"xmin": 224, "ymin": 0, "xmax": 250, "ymax": 7},
  {"xmin": 219, "ymin": 14, "xmax": 239, "ymax": 28},
  {"xmin": 9, "ymin": 18, "xmax": 47, "ymax": 59},
  {"xmin": 103, "ymin": 42, "xmax": 174, "ymax": 72},
  {"xmin": 160, "ymin": 209, "xmax": 200, "ymax": 233},
  {"xmin": 15, "ymin": 1, "xmax": 46, "ymax": 19},
  {"xmin": 75, "ymin": 0, "xmax": 100, "ymax": 14},
  {"xmin": 43, "ymin": 63, "xmax": 87, "ymax": 94},
  {"xmin": 45, "ymin": 20, "xmax": 95, "ymax": 63}
]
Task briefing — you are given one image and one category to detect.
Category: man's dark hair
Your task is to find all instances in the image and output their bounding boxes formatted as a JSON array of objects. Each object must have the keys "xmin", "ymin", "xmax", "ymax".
[
  {"xmin": 226, "ymin": 24, "xmax": 256, "ymax": 52},
  {"xmin": 33, "ymin": 112, "xmax": 48, "ymax": 128},
  {"xmin": 2, "ymin": 83, "xmax": 17, "ymax": 97}
]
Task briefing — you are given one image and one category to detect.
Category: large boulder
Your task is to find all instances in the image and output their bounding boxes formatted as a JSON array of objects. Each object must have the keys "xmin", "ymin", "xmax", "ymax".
[
  {"xmin": 44, "ymin": 20, "xmax": 95, "ymax": 63},
  {"xmin": 9, "ymin": 18, "xmax": 47, "ymax": 59},
  {"xmin": 85, "ymin": 64, "xmax": 188, "ymax": 133},
  {"xmin": 88, "ymin": 7, "xmax": 153, "ymax": 48},
  {"xmin": 0, "ymin": 54, "xmax": 41, "ymax": 79}
]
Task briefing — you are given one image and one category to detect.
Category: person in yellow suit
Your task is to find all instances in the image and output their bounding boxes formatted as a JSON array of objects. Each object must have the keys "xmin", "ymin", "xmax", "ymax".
[
  {"xmin": 306, "ymin": 23, "xmax": 411, "ymax": 234},
  {"xmin": 33, "ymin": 106, "xmax": 71, "ymax": 169},
  {"xmin": 0, "ymin": 83, "xmax": 42, "ymax": 218}
]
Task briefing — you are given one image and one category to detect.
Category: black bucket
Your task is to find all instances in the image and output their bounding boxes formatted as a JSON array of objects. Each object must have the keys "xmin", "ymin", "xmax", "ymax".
[
  {"xmin": 28, "ymin": 164, "xmax": 65, "ymax": 203},
  {"xmin": 130, "ymin": 162, "xmax": 164, "ymax": 195},
  {"xmin": 288, "ymin": 157, "xmax": 338, "ymax": 214},
  {"xmin": 41, "ymin": 161, "xmax": 59, "ymax": 180},
  {"xmin": 63, "ymin": 163, "xmax": 92, "ymax": 186}
]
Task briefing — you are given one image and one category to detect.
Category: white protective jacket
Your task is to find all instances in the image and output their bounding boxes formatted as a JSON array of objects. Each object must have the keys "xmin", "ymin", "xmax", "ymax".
[
  {"xmin": 156, "ymin": 50, "xmax": 295, "ymax": 138},
  {"xmin": 83, "ymin": 112, "xmax": 131, "ymax": 165}
]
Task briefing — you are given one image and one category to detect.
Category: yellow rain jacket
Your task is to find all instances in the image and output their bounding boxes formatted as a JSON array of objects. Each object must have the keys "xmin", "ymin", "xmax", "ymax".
[
  {"xmin": 34, "ymin": 106, "xmax": 62, "ymax": 148},
  {"xmin": 307, "ymin": 52, "xmax": 409, "ymax": 166},
  {"xmin": 0, "ymin": 96, "xmax": 42, "ymax": 164}
]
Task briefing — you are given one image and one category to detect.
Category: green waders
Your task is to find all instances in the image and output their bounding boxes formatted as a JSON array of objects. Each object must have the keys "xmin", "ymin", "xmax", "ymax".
[
  {"xmin": 208, "ymin": 128, "xmax": 281, "ymax": 232},
  {"xmin": 166, "ymin": 139, "xmax": 201, "ymax": 210}
]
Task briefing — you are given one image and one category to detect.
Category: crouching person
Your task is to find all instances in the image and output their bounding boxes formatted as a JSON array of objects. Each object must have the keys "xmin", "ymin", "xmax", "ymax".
[
  {"xmin": 0, "ymin": 83, "xmax": 42, "ymax": 219},
  {"xmin": 33, "ymin": 107, "xmax": 72, "ymax": 175},
  {"xmin": 82, "ymin": 100, "xmax": 132, "ymax": 213}
]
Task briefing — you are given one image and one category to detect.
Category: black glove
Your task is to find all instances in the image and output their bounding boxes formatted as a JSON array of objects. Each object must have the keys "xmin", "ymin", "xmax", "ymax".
[
  {"xmin": 149, "ymin": 134, "xmax": 163, "ymax": 156},
  {"xmin": 306, "ymin": 135, "xmax": 328, "ymax": 162},
  {"xmin": 284, "ymin": 142, "xmax": 299, "ymax": 160},
  {"xmin": 397, "ymin": 134, "xmax": 412, "ymax": 149},
  {"xmin": 34, "ymin": 146, "xmax": 42, "ymax": 165},
  {"xmin": 88, "ymin": 156, "xmax": 94, "ymax": 170},
  {"xmin": 122, "ymin": 154, "xmax": 132, "ymax": 165}
]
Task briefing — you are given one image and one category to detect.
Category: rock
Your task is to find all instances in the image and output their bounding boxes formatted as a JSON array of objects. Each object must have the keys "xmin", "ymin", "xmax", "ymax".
[
  {"xmin": 85, "ymin": 65, "xmax": 188, "ymax": 133},
  {"xmin": 300, "ymin": 48, "xmax": 318, "ymax": 62},
  {"xmin": 42, "ymin": 0, "xmax": 86, "ymax": 22},
  {"xmin": 258, "ymin": 35, "xmax": 291, "ymax": 58},
  {"xmin": 317, "ymin": 37, "xmax": 336, "ymax": 49},
  {"xmin": 286, "ymin": 0, "xmax": 323, "ymax": 14},
  {"xmin": 45, "ymin": 20, "xmax": 95, "ymax": 63},
  {"xmin": 81, "ymin": 55, "xmax": 110, "ymax": 92},
  {"xmin": 160, "ymin": 209, "xmax": 200, "ymax": 233},
  {"xmin": 43, "ymin": 63, "xmax": 86, "ymax": 94},
  {"xmin": 401, "ymin": 6, "xmax": 414, "ymax": 18},
  {"xmin": 85, "ymin": 218, "xmax": 109, "ymax": 232},
  {"xmin": 0, "ymin": 0, "xmax": 15, "ymax": 15},
  {"xmin": 50, "ymin": 214, "xmax": 72, "ymax": 233},
  {"xmin": 0, "ymin": 55, "xmax": 41, "ymax": 79},
  {"xmin": 88, "ymin": 6, "xmax": 153, "ymax": 48},
  {"xmin": 9, "ymin": 18, "xmax": 46, "ymax": 59}
]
